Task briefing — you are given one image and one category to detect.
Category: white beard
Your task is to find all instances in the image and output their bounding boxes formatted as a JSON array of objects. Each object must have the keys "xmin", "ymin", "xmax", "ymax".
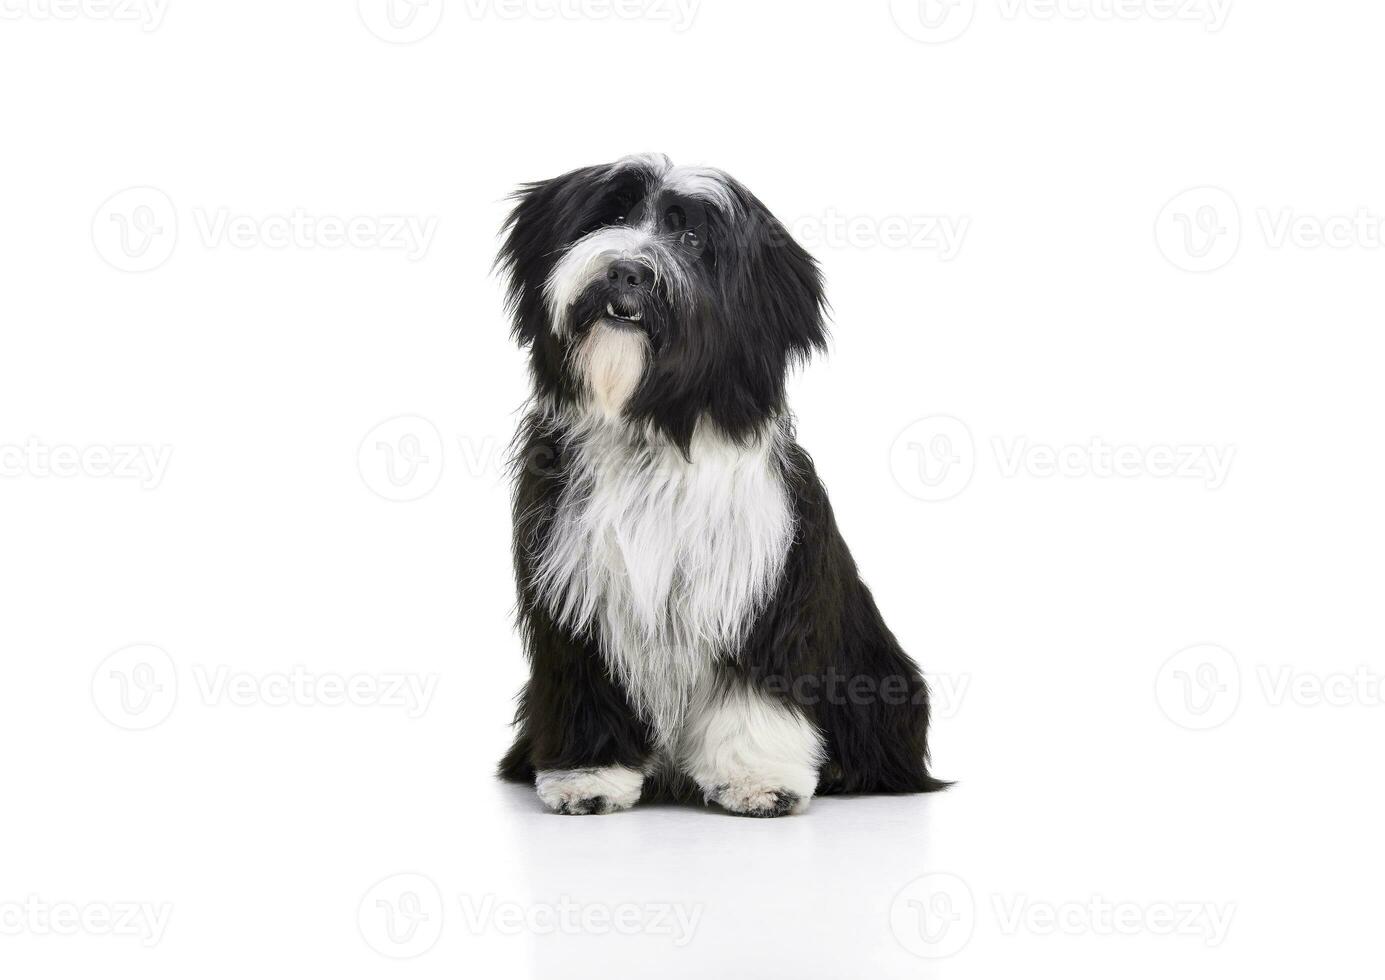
[
  {"xmin": 571, "ymin": 321, "xmax": 649, "ymax": 419},
  {"xmin": 531, "ymin": 413, "xmax": 796, "ymax": 747}
]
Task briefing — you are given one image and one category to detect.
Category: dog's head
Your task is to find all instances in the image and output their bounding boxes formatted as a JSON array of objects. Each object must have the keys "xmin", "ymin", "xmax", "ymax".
[{"xmin": 498, "ymin": 154, "xmax": 826, "ymax": 451}]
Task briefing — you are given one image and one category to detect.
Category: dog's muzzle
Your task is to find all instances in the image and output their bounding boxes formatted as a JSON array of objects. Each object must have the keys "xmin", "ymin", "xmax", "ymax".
[{"xmin": 603, "ymin": 259, "xmax": 653, "ymax": 324}]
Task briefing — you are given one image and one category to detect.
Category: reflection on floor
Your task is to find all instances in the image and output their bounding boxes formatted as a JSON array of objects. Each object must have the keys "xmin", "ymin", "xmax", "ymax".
[{"xmin": 495, "ymin": 780, "xmax": 943, "ymax": 978}]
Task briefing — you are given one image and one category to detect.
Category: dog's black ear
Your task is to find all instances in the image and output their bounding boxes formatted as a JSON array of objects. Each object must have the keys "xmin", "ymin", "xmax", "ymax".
[
  {"xmin": 496, "ymin": 164, "xmax": 609, "ymax": 346},
  {"xmin": 628, "ymin": 179, "xmax": 829, "ymax": 453},
  {"xmin": 722, "ymin": 181, "xmax": 829, "ymax": 363}
]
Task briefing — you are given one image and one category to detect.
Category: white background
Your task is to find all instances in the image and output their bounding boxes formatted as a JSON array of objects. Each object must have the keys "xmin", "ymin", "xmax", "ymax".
[{"xmin": 2, "ymin": 1, "xmax": 1382, "ymax": 976}]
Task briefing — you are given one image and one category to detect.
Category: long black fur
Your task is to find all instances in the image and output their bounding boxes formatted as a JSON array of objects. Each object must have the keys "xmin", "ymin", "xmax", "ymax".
[{"xmin": 496, "ymin": 155, "xmax": 949, "ymax": 802}]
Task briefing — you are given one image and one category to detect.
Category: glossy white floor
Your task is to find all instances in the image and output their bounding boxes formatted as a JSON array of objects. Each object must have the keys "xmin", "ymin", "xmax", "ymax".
[
  {"xmin": 493, "ymin": 781, "xmax": 944, "ymax": 978},
  {"xmin": 468, "ymin": 716, "xmax": 1369, "ymax": 980}
]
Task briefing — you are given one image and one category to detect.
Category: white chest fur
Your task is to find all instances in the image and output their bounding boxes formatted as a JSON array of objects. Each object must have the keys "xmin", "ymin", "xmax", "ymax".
[{"xmin": 533, "ymin": 417, "xmax": 795, "ymax": 745}]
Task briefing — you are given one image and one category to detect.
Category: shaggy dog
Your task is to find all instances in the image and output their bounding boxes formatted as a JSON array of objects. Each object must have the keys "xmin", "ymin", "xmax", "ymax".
[{"xmin": 497, "ymin": 154, "xmax": 948, "ymax": 816}]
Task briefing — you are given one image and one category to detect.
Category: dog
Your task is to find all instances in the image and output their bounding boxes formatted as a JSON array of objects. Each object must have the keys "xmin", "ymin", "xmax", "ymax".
[{"xmin": 496, "ymin": 154, "xmax": 948, "ymax": 816}]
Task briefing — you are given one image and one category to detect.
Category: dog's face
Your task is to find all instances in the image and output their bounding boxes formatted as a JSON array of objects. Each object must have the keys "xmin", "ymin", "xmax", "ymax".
[{"xmin": 498, "ymin": 154, "xmax": 826, "ymax": 450}]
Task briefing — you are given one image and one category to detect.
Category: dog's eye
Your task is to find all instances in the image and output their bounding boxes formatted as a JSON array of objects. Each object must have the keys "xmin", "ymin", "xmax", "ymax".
[
  {"xmin": 613, "ymin": 214, "xmax": 626, "ymax": 225},
  {"xmin": 663, "ymin": 205, "xmax": 687, "ymax": 232},
  {"xmin": 681, "ymin": 229, "xmax": 701, "ymax": 248}
]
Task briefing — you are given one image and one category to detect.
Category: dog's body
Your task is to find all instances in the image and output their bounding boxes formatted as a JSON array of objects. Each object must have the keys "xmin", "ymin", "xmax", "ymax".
[{"xmin": 497, "ymin": 154, "xmax": 947, "ymax": 815}]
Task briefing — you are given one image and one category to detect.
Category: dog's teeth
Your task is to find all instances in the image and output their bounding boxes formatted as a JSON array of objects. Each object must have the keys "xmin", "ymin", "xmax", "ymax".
[{"xmin": 605, "ymin": 302, "xmax": 641, "ymax": 322}]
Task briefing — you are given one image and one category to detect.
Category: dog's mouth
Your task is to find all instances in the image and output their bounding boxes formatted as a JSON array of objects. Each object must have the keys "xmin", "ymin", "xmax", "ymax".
[{"xmin": 605, "ymin": 298, "xmax": 643, "ymax": 324}]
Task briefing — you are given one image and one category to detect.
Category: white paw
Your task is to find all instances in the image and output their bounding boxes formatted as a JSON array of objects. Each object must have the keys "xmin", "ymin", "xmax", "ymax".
[
  {"xmin": 707, "ymin": 779, "xmax": 811, "ymax": 818},
  {"xmin": 676, "ymin": 677, "xmax": 824, "ymax": 818},
  {"xmin": 535, "ymin": 766, "xmax": 643, "ymax": 815}
]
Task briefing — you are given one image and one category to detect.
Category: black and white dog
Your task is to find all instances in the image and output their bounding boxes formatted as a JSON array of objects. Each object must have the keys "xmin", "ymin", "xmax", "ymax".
[{"xmin": 497, "ymin": 154, "xmax": 948, "ymax": 816}]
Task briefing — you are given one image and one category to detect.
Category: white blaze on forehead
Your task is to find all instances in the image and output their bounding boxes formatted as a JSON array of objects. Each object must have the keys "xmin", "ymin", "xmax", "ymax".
[
  {"xmin": 662, "ymin": 166, "xmax": 739, "ymax": 215},
  {"xmin": 610, "ymin": 155, "xmax": 738, "ymax": 214},
  {"xmin": 610, "ymin": 152, "xmax": 674, "ymax": 179}
]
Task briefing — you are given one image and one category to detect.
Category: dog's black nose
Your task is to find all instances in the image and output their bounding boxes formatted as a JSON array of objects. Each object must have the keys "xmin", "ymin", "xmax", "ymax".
[{"xmin": 606, "ymin": 260, "xmax": 653, "ymax": 289}]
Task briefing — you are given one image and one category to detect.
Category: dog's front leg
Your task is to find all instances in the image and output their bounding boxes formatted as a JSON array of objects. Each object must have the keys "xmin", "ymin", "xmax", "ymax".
[
  {"xmin": 676, "ymin": 672, "xmax": 825, "ymax": 817},
  {"xmin": 505, "ymin": 614, "xmax": 653, "ymax": 815}
]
